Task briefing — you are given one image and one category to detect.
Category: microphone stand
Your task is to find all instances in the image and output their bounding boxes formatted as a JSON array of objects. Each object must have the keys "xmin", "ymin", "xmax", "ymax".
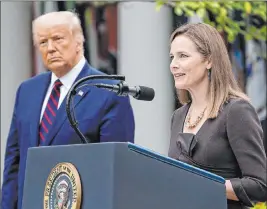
[{"xmin": 66, "ymin": 75, "xmax": 125, "ymax": 144}]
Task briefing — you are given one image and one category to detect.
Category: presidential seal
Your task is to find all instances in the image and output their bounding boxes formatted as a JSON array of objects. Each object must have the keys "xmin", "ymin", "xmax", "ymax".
[{"xmin": 44, "ymin": 162, "xmax": 82, "ymax": 209}]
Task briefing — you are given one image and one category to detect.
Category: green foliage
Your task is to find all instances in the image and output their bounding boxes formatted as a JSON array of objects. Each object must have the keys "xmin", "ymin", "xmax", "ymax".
[{"xmin": 157, "ymin": 1, "xmax": 267, "ymax": 43}]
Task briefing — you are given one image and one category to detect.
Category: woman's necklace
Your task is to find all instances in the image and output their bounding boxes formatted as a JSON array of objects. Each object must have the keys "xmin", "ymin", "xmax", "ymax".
[{"xmin": 185, "ymin": 106, "xmax": 207, "ymax": 129}]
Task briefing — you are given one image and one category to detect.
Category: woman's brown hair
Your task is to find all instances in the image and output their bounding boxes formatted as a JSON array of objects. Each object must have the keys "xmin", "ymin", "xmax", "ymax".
[{"xmin": 170, "ymin": 23, "xmax": 249, "ymax": 118}]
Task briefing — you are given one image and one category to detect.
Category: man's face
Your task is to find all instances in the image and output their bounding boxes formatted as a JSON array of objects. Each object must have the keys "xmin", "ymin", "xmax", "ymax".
[{"xmin": 35, "ymin": 24, "xmax": 80, "ymax": 77}]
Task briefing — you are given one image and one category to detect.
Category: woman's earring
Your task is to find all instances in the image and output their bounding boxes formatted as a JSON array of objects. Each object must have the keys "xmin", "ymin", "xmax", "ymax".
[{"xmin": 208, "ymin": 68, "xmax": 211, "ymax": 81}]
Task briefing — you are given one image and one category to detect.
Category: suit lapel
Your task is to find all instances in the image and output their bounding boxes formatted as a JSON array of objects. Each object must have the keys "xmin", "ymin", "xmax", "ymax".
[
  {"xmin": 30, "ymin": 73, "xmax": 51, "ymax": 147},
  {"xmin": 43, "ymin": 62, "xmax": 93, "ymax": 146}
]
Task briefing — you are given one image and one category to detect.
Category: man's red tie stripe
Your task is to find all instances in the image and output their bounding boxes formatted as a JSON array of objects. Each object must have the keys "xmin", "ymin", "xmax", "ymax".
[{"xmin": 39, "ymin": 79, "xmax": 62, "ymax": 145}]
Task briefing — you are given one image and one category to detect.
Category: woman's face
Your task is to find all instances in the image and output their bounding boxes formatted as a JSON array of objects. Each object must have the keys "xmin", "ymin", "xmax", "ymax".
[{"xmin": 170, "ymin": 35, "xmax": 211, "ymax": 90}]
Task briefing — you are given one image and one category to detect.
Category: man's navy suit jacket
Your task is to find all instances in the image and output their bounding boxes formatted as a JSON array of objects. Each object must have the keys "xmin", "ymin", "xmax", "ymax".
[{"xmin": 1, "ymin": 62, "xmax": 135, "ymax": 209}]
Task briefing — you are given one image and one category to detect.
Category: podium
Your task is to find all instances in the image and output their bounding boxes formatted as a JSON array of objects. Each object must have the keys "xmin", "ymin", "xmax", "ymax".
[{"xmin": 22, "ymin": 142, "xmax": 227, "ymax": 209}]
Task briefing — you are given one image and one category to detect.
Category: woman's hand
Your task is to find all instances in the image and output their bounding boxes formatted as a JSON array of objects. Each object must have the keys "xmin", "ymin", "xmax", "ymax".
[{"xmin": 225, "ymin": 180, "xmax": 239, "ymax": 201}]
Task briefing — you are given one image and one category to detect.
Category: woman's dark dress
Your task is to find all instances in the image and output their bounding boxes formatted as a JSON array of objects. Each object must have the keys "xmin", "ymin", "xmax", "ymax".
[{"xmin": 168, "ymin": 98, "xmax": 267, "ymax": 209}]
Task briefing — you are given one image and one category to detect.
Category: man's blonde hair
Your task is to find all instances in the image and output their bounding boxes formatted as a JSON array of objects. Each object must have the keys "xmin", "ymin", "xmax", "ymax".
[{"xmin": 32, "ymin": 11, "xmax": 85, "ymax": 47}]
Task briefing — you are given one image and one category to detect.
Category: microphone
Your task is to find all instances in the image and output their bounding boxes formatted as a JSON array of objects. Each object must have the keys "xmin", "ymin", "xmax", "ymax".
[
  {"xmin": 94, "ymin": 81, "xmax": 155, "ymax": 101},
  {"xmin": 66, "ymin": 74, "xmax": 153, "ymax": 144}
]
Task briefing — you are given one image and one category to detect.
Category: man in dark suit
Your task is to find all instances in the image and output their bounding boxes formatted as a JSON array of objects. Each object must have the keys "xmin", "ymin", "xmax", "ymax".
[{"xmin": 1, "ymin": 11, "xmax": 135, "ymax": 209}]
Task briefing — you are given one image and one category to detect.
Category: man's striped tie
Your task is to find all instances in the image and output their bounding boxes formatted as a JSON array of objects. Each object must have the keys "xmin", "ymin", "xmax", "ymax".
[{"xmin": 39, "ymin": 79, "xmax": 62, "ymax": 145}]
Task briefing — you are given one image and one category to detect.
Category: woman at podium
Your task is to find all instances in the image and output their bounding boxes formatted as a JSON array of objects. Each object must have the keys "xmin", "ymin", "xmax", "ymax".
[{"xmin": 168, "ymin": 23, "xmax": 266, "ymax": 209}]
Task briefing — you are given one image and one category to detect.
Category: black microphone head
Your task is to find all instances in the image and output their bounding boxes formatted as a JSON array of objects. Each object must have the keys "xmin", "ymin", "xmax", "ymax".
[{"xmin": 135, "ymin": 86, "xmax": 155, "ymax": 101}]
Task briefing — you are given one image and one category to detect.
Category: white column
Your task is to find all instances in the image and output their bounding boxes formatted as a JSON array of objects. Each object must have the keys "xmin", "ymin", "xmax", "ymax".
[
  {"xmin": 1, "ymin": 2, "xmax": 32, "ymax": 184},
  {"xmin": 118, "ymin": 2, "xmax": 174, "ymax": 155}
]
